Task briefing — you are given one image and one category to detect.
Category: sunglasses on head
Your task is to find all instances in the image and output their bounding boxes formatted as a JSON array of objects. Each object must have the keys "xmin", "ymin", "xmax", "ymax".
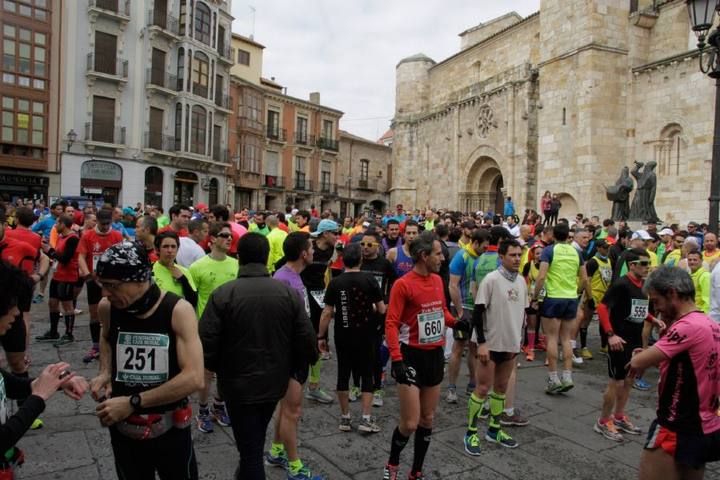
[
  {"xmin": 630, "ymin": 260, "xmax": 650, "ymax": 266},
  {"xmin": 216, "ymin": 232, "xmax": 232, "ymax": 239}
]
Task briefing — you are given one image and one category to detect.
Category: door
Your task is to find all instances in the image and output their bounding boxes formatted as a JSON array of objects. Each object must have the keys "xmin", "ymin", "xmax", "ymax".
[
  {"xmin": 149, "ymin": 107, "xmax": 163, "ymax": 150},
  {"xmin": 92, "ymin": 96, "xmax": 115, "ymax": 143},
  {"xmin": 94, "ymin": 32, "xmax": 117, "ymax": 75},
  {"xmin": 153, "ymin": 0, "xmax": 167, "ymax": 29},
  {"xmin": 151, "ymin": 48, "xmax": 166, "ymax": 87}
]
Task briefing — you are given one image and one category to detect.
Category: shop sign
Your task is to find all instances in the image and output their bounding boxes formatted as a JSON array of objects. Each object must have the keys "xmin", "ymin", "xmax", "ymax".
[
  {"xmin": 81, "ymin": 161, "xmax": 122, "ymax": 182},
  {"xmin": 0, "ymin": 173, "xmax": 48, "ymax": 186}
]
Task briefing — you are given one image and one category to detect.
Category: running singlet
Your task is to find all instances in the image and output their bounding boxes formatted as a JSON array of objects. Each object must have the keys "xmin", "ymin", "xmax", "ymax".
[
  {"xmin": 0, "ymin": 238, "xmax": 37, "ymax": 275},
  {"xmin": 385, "ymin": 271, "xmax": 456, "ymax": 361},
  {"xmin": 301, "ymin": 241, "xmax": 334, "ymax": 309},
  {"xmin": 586, "ymin": 255, "xmax": 612, "ymax": 304},
  {"xmin": 541, "ymin": 243, "xmax": 582, "ymax": 299},
  {"xmin": 449, "ymin": 249, "xmax": 480, "ymax": 310},
  {"xmin": 274, "ymin": 265, "xmax": 311, "ymax": 318},
  {"xmin": 78, "ymin": 228, "xmax": 123, "ymax": 273},
  {"xmin": 5, "ymin": 228, "xmax": 41, "ymax": 250},
  {"xmin": 474, "ymin": 249, "xmax": 499, "ymax": 287},
  {"xmin": 654, "ymin": 311, "xmax": 720, "ymax": 435},
  {"xmin": 392, "ymin": 246, "xmax": 414, "ymax": 278},
  {"xmin": 189, "ymin": 255, "xmax": 239, "ymax": 317},
  {"xmin": 152, "ymin": 262, "xmax": 196, "ymax": 298},
  {"xmin": 109, "ymin": 292, "xmax": 183, "ymax": 413},
  {"xmin": 53, "ymin": 233, "xmax": 80, "ymax": 283}
]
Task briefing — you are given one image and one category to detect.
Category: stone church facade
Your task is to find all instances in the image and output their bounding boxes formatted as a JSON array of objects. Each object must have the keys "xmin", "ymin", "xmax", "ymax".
[{"xmin": 391, "ymin": 0, "xmax": 713, "ymax": 224}]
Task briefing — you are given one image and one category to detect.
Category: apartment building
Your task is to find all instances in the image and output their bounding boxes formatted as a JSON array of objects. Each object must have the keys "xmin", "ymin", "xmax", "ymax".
[
  {"xmin": 337, "ymin": 130, "xmax": 391, "ymax": 218},
  {"xmin": 229, "ymin": 33, "xmax": 343, "ymax": 212},
  {"xmin": 56, "ymin": 0, "xmax": 234, "ymax": 209},
  {"xmin": 0, "ymin": 0, "xmax": 55, "ymax": 201}
]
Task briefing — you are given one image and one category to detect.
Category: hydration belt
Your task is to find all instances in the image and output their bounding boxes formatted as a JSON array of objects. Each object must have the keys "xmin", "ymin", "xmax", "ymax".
[{"xmin": 115, "ymin": 402, "xmax": 192, "ymax": 440}]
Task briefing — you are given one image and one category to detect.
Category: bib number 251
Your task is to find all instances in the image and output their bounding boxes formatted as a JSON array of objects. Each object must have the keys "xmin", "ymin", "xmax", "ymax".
[{"xmin": 123, "ymin": 347, "xmax": 156, "ymax": 371}]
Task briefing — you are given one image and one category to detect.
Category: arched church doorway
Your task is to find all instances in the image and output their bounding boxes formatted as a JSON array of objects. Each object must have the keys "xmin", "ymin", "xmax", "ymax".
[
  {"xmin": 557, "ymin": 193, "xmax": 579, "ymax": 220},
  {"xmin": 461, "ymin": 156, "xmax": 505, "ymax": 214}
]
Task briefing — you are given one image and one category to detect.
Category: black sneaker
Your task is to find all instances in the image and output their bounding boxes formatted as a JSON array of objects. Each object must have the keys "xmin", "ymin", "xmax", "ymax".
[
  {"xmin": 53, "ymin": 333, "xmax": 75, "ymax": 347},
  {"xmin": 35, "ymin": 330, "xmax": 59, "ymax": 342}
]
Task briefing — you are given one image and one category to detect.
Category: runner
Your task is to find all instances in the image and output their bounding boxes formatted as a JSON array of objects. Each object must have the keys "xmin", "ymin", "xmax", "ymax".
[
  {"xmin": 135, "ymin": 215, "xmax": 159, "ymax": 263},
  {"xmin": 295, "ymin": 210, "xmax": 311, "ymax": 233},
  {"xmin": 687, "ymin": 251, "xmax": 711, "ymax": 314},
  {"xmin": 198, "ymin": 233, "xmax": 318, "ymax": 480},
  {"xmin": 266, "ymin": 232, "xmax": 322, "ymax": 480},
  {"xmin": 582, "ymin": 239, "xmax": 613, "ymax": 358},
  {"xmin": 446, "ymin": 229, "xmax": 489, "ymax": 403},
  {"xmin": 532, "ymin": 222, "xmax": 589, "ymax": 394},
  {"xmin": 77, "ymin": 208, "xmax": 122, "ymax": 363},
  {"xmin": 152, "ymin": 231, "xmax": 198, "ymax": 308},
  {"xmin": 91, "ymin": 241, "xmax": 204, "ymax": 479},
  {"xmin": 302, "ymin": 219, "xmax": 339, "ymax": 404},
  {"xmin": 382, "ymin": 219, "xmax": 402, "ymax": 252},
  {"xmin": 176, "ymin": 218, "xmax": 208, "ymax": 268},
  {"xmin": 521, "ymin": 244, "xmax": 545, "ymax": 361},
  {"xmin": 386, "ymin": 221, "xmax": 419, "ymax": 278},
  {"xmin": 701, "ymin": 232, "xmax": 720, "ymax": 271},
  {"xmin": 630, "ymin": 266, "xmax": 720, "ymax": 480},
  {"xmin": 37, "ymin": 216, "xmax": 80, "ymax": 346},
  {"xmin": 594, "ymin": 248, "xmax": 660, "ymax": 442},
  {"xmin": 319, "ymin": 243, "xmax": 386, "ymax": 434},
  {"xmin": 158, "ymin": 204, "xmax": 191, "ymax": 237},
  {"xmin": 267, "ymin": 215, "xmax": 288, "ymax": 273},
  {"xmin": 383, "ymin": 231, "xmax": 458, "ymax": 480}
]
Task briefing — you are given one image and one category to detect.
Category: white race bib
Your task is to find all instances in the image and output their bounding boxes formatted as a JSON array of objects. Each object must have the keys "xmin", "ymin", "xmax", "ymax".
[
  {"xmin": 600, "ymin": 267, "xmax": 612, "ymax": 284},
  {"xmin": 92, "ymin": 254, "xmax": 101, "ymax": 270},
  {"xmin": 374, "ymin": 275, "xmax": 383, "ymax": 290},
  {"xmin": 116, "ymin": 332, "xmax": 170, "ymax": 384},
  {"xmin": 628, "ymin": 299, "xmax": 649, "ymax": 324},
  {"xmin": 418, "ymin": 310, "xmax": 444, "ymax": 344},
  {"xmin": 310, "ymin": 290, "xmax": 325, "ymax": 309}
]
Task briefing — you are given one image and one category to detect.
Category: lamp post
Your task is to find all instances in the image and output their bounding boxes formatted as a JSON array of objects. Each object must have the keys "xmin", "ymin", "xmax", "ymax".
[
  {"xmin": 687, "ymin": 0, "xmax": 720, "ymax": 233},
  {"xmin": 66, "ymin": 129, "xmax": 77, "ymax": 152}
]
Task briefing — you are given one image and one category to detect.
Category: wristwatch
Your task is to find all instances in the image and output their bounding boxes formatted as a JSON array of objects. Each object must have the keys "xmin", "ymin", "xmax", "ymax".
[
  {"xmin": 129, "ymin": 394, "xmax": 142, "ymax": 411},
  {"xmin": 607, "ymin": 330, "xmax": 615, "ymax": 337}
]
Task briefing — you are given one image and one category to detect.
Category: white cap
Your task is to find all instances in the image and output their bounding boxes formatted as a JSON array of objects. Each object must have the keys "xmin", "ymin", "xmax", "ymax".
[
  {"xmin": 658, "ymin": 228, "xmax": 674, "ymax": 236},
  {"xmin": 631, "ymin": 230, "xmax": 652, "ymax": 241}
]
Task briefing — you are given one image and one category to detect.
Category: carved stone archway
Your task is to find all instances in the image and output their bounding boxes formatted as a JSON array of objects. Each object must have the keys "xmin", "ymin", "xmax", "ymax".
[{"xmin": 459, "ymin": 155, "xmax": 505, "ymax": 214}]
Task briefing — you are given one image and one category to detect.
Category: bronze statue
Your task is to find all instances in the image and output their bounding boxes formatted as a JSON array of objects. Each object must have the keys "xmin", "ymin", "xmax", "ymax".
[
  {"xmin": 606, "ymin": 166, "xmax": 633, "ymax": 221},
  {"xmin": 629, "ymin": 161, "xmax": 660, "ymax": 223}
]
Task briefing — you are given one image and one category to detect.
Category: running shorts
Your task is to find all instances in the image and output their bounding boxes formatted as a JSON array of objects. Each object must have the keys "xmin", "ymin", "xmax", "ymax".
[
  {"xmin": 290, "ymin": 363, "xmax": 309, "ymax": 385},
  {"xmin": 400, "ymin": 343, "xmax": 444, "ymax": 388},
  {"xmin": 49, "ymin": 280, "xmax": 75, "ymax": 302},
  {"xmin": 0, "ymin": 314, "xmax": 26, "ymax": 353},
  {"xmin": 489, "ymin": 351, "xmax": 517, "ymax": 365},
  {"xmin": 541, "ymin": 298, "xmax": 578, "ymax": 320},
  {"xmin": 606, "ymin": 344, "xmax": 639, "ymax": 381},
  {"xmin": 645, "ymin": 420, "xmax": 720, "ymax": 469}
]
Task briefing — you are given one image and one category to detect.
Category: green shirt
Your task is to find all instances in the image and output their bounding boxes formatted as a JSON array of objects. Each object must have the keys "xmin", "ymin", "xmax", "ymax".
[
  {"xmin": 189, "ymin": 254, "xmax": 239, "ymax": 317},
  {"xmin": 542, "ymin": 243, "xmax": 582, "ymax": 299},
  {"xmin": 153, "ymin": 262, "xmax": 196, "ymax": 298},
  {"xmin": 249, "ymin": 223, "xmax": 270, "ymax": 236},
  {"xmin": 267, "ymin": 228, "xmax": 288, "ymax": 273},
  {"xmin": 691, "ymin": 267, "xmax": 711, "ymax": 314},
  {"xmin": 157, "ymin": 215, "xmax": 170, "ymax": 229}
]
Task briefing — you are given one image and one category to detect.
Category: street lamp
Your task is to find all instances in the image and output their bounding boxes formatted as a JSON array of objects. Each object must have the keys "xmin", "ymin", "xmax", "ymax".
[
  {"xmin": 66, "ymin": 129, "xmax": 77, "ymax": 152},
  {"xmin": 688, "ymin": 0, "xmax": 720, "ymax": 233}
]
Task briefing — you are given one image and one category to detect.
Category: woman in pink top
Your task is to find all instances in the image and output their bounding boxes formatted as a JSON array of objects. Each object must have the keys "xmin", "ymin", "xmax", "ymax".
[{"xmin": 540, "ymin": 191, "xmax": 552, "ymax": 227}]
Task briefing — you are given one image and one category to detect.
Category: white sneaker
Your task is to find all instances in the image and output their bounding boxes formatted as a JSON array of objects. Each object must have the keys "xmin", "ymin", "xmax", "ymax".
[
  {"xmin": 446, "ymin": 386, "xmax": 458, "ymax": 404},
  {"xmin": 572, "ymin": 352, "xmax": 584, "ymax": 366},
  {"xmin": 372, "ymin": 390, "xmax": 384, "ymax": 407}
]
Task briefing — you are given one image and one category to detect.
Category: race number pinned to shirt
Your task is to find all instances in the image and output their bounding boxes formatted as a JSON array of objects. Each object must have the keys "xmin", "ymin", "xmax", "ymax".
[
  {"xmin": 418, "ymin": 310, "xmax": 444, "ymax": 344},
  {"xmin": 310, "ymin": 290, "xmax": 326, "ymax": 309},
  {"xmin": 628, "ymin": 299, "xmax": 649, "ymax": 324},
  {"xmin": 92, "ymin": 254, "xmax": 101, "ymax": 271},
  {"xmin": 600, "ymin": 267, "xmax": 612, "ymax": 285},
  {"xmin": 116, "ymin": 332, "xmax": 170, "ymax": 384}
]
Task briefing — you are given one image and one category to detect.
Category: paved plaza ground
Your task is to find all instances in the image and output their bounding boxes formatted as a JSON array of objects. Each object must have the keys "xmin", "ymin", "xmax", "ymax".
[{"xmin": 11, "ymin": 297, "xmax": 720, "ymax": 480}]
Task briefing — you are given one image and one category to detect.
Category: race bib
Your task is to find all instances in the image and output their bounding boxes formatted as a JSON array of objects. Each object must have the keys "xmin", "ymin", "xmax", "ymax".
[
  {"xmin": 92, "ymin": 254, "xmax": 101, "ymax": 270},
  {"xmin": 600, "ymin": 267, "xmax": 612, "ymax": 284},
  {"xmin": 310, "ymin": 290, "xmax": 325, "ymax": 309},
  {"xmin": 374, "ymin": 275, "xmax": 383, "ymax": 290},
  {"xmin": 302, "ymin": 289, "xmax": 311, "ymax": 318},
  {"xmin": 418, "ymin": 310, "xmax": 444, "ymax": 344},
  {"xmin": 116, "ymin": 332, "xmax": 170, "ymax": 384},
  {"xmin": 628, "ymin": 299, "xmax": 649, "ymax": 324}
]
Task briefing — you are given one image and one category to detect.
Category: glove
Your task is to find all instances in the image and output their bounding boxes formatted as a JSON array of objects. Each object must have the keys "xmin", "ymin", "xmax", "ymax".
[
  {"xmin": 453, "ymin": 318, "xmax": 471, "ymax": 341},
  {"xmin": 391, "ymin": 361, "xmax": 416, "ymax": 386}
]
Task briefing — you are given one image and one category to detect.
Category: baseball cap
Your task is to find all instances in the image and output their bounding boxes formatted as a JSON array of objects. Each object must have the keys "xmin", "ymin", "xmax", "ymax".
[
  {"xmin": 311, "ymin": 219, "xmax": 339, "ymax": 237},
  {"xmin": 658, "ymin": 228, "xmax": 674, "ymax": 236},
  {"xmin": 631, "ymin": 230, "xmax": 652, "ymax": 241},
  {"xmin": 195, "ymin": 202, "xmax": 208, "ymax": 211}
]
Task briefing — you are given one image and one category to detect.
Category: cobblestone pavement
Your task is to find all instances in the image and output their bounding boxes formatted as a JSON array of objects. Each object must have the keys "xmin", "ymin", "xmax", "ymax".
[{"xmin": 12, "ymin": 297, "xmax": 720, "ymax": 479}]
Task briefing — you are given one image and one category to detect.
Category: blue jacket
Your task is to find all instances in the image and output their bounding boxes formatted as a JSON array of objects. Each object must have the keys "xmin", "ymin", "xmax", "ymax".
[
  {"xmin": 503, "ymin": 201, "xmax": 515, "ymax": 217},
  {"xmin": 31, "ymin": 215, "xmax": 57, "ymax": 238}
]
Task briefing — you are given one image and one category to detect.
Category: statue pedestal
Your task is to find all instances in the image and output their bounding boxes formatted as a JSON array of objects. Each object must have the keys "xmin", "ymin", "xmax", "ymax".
[{"xmin": 625, "ymin": 221, "xmax": 651, "ymax": 232}]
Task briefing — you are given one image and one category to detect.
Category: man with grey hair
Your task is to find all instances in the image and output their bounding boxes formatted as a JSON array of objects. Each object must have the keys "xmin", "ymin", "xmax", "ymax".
[{"xmin": 630, "ymin": 266, "xmax": 720, "ymax": 479}]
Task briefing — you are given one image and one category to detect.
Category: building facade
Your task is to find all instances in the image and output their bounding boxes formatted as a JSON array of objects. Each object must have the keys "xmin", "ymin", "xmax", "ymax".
[
  {"xmin": 0, "ymin": 0, "xmax": 56, "ymax": 201},
  {"xmin": 392, "ymin": 0, "xmax": 713, "ymax": 223},
  {"xmin": 337, "ymin": 130, "xmax": 391, "ymax": 218},
  {"xmin": 56, "ymin": 0, "xmax": 234, "ymax": 210}
]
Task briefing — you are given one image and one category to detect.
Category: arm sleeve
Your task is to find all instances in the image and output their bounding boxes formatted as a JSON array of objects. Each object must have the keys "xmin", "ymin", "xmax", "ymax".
[
  {"xmin": 596, "ymin": 303, "xmax": 613, "ymax": 334},
  {"xmin": 178, "ymin": 275, "xmax": 198, "ymax": 309},
  {"xmin": 198, "ymin": 292, "xmax": 222, "ymax": 372},
  {"xmin": 0, "ymin": 371, "xmax": 45, "ymax": 453},
  {"xmin": 585, "ymin": 258, "xmax": 599, "ymax": 278},
  {"xmin": 472, "ymin": 304, "xmax": 487, "ymax": 343},
  {"xmin": 385, "ymin": 280, "xmax": 406, "ymax": 362},
  {"xmin": 49, "ymin": 236, "xmax": 79, "ymax": 264}
]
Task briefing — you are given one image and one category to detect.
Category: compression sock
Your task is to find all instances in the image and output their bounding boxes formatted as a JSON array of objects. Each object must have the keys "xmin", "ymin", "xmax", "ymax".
[
  {"xmin": 388, "ymin": 426, "xmax": 410, "ymax": 465},
  {"xmin": 309, "ymin": 360, "xmax": 321, "ymax": 385},
  {"xmin": 580, "ymin": 328, "xmax": 588, "ymax": 349},
  {"xmin": 49, "ymin": 311, "xmax": 60, "ymax": 335},
  {"xmin": 270, "ymin": 442, "xmax": 285, "ymax": 457},
  {"xmin": 488, "ymin": 391, "xmax": 505, "ymax": 434},
  {"xmin": 467, "ymin": 392, "xmax": 485, "ymax": 434},
  {"xmin": 63, "ymin": 314, "xmax": 75, "ymax": 335},
  {"xmin": 411, "ymin": 426, "xmax": 432, "ymax": 474},
  {"xmin": 288, "ymin": 459, "xmax": 304, "ymax": 475},
  {"xmin": 527, "ymin": 330, "xmax": 536, "ymax": 350},
  {"xmin": 89, "ymin": 321, "xmax": 101, "ymax": 345}
]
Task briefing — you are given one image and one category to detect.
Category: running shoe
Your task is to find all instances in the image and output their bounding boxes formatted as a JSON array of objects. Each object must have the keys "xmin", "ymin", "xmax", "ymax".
[
  {"xmin": 348, "ymin": 386, "xmax": 360, "ymax": 402},
  {"xmin": 599, "ymin": 346, "xmax": 608, "ymax": 356},
  {"xmin": 580, "ymin": 347, "xmax": 593, "ymax": 360},
  {"xmin": 633, "ymin": 377, "xmax": 651, "ymax": 391},
  {"xmin": 408, "ymin": 472, "xmax": 425, "ymax": 480},
  {"xmin": 305, "ymin": 388, "xmax": 334, "ymax": 404},
  {"xmin": 339, "ymin": 416, "xmax": 352, "ymax": 432},
  {"xmin": 465, "ymin": 382, "xmax": 476, "ymax": 396},
  {"xmin": 382, "ymin": 464, "xmax": 400, "ymax": 480},
  {"xmin": 74, "ymin": 308, "xmax": 83, "ymax": 315},
  {"xmin": 82, "ymin": 345, "xmax": 100, "ymax": 364},
  {"xmin": 522, "ymin": 345, "xmax": 535, "ymax": 361},
  {"xmin": 196, "ymin": 409, "xmax": 214, "ymax": 433},
  {"xmin": 545, "ymin": 378, "xmax": 564, "ymax": 395},
  {"xmin": 264, "ymin": 450, "xmax": 289, "ymax": 469},
  {"xmin": 358, "ymin": 417, "xmax": 381, "ymax": 433},
  {"xmin": 593, "ymin": 419, "xmax": 624, "ymax": 442},
  {"xmin": 571, "ymin": 352, "xmax": 584, "ymax": 366},
  {"xmin": 463, "ymin": 432, "xmax": 482, "ymax": 456},
  {"xmin": 32, "ymin": 294, "xmax": 44, "ymax": 304},
  {"xmin": 499, "ymin": 412, "xmax": 529, "ymax": 427},
  {"xmin": 446, "ymin": 386, "xmax": 458, "ymax": 404},
  {"xmin": 478, "ymin": 405, "xmax": 491, "ymax": 420},
  {"xmin": 320, "ymin": 351, "xmax": 332, "ymax": 360},
  {"xmin": 212, "ymin": 403, "xmax": 231, "ymax": 426},
  {"xmin": 35, "ymin": 330, "xmax": 59, "ymax": 342},
  {"xmin": 485, "ymin": 429, "xmax": 518, "ymax": 448},
  {"xmin": 287, "ymin": 465, "xmax": 324, "ymax": 480},
  {"xmin": 614, "ymin": 416, "xmax": 642, "ymax": 435},
  {"xmin": 560, "ymin": 376, "xmax": 574, "ymax": 393},
  {"xmin": 372, "ymin": 390, "xmax": 384, "ymax": 407},
  {"xmin": 53, "ymin": 333, "xmax": 74, "ymax": 347},
  {"xmin": 30, "ymin": 418, "xmax": 43, "ymax": 430}
]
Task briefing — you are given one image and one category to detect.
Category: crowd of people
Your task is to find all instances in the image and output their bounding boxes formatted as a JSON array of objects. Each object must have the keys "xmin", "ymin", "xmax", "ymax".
[{"xmin": 0, "ymin": 197, "xmax": 718, "ymax": 480}]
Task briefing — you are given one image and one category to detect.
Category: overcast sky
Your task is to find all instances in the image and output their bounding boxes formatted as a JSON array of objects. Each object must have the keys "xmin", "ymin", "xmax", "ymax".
[{"xmin": 230, "ymin": 1, "xmax": 540, "ymax": 141}]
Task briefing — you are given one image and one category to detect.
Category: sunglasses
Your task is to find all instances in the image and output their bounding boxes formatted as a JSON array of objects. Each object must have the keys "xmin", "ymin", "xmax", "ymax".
[
  {"xmin": 630, "ymin": 260, "xmax": 650, "ymax": 266},
  {"xmin": 360, "ymin": 242, "xmax": 378, "ymax": 247},
  {"xmin": 216, "ymin": 232, "xmax": 232, "ymax": 239}
]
